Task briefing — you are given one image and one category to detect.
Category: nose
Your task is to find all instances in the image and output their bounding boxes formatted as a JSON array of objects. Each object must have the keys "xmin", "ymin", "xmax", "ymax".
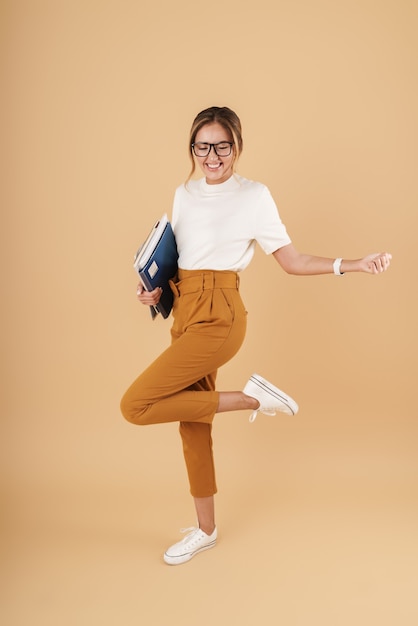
[{"xmin": 207, "ymin": 145, "xmax": 219, "ymax": 159}]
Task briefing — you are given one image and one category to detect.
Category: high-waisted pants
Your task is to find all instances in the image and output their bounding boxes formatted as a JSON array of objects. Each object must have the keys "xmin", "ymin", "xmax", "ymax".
[{"xmin": 120, "ymin": 269, "xmax": 247, "ymax": 497}]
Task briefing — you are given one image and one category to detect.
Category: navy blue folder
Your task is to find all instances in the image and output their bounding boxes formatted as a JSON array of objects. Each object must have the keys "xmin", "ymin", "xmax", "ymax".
[{"xmin": 133, "ymin": 214, "xmax": 178, "ymax": 319}]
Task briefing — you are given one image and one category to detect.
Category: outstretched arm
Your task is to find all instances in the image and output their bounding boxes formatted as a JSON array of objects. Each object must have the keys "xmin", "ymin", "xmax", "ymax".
[{"xmin": 273, "ymin": 244, "xmax": 392, "ymax": 275}]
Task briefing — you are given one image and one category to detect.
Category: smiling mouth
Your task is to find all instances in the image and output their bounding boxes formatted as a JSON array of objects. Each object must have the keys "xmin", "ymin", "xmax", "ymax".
[{"xmin": 206, "ymin": 163, "xmax": 222, "ymax": 170}]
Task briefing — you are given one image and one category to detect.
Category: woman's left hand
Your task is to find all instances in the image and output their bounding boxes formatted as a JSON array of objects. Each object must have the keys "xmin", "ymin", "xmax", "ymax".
[{"xmin": 358, "ymin": 252, "xmax": 392, "ymax": 274}]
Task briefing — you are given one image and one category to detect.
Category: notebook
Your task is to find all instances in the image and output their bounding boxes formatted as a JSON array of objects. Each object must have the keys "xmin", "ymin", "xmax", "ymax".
[{"xmin": 133, "ymin": 214, "xmax": 178, "ymax": 319}]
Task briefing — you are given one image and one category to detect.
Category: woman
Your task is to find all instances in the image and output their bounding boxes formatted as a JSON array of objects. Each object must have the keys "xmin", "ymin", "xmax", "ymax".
[{"xmin": 120, "ymin": 106, "xmax": 391, "ymax": 565}]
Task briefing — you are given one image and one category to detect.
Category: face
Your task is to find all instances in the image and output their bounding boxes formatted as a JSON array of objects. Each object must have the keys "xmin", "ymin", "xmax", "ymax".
[{"xmin": 193, "ymin": 122, "xmax": 235, "ymax": 185}]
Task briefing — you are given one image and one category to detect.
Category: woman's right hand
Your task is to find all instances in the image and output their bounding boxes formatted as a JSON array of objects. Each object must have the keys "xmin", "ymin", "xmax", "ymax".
[{"xmin": 136, "ymin": 283, "xmax": 163, "ymax": 306}]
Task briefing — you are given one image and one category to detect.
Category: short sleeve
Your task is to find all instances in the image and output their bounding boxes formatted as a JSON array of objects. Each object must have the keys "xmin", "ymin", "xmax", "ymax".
[{"xmin": 253, "ymin": 187, "xmax": 292, "ymax": 254}]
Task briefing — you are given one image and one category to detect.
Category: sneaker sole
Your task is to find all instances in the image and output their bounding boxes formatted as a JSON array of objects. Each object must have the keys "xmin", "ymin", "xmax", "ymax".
[{"xmin": 163, "ymin": 540, "xmax": 217, "ymax": 565}]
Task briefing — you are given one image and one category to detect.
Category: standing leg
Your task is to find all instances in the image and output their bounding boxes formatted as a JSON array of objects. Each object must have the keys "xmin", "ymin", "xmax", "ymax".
[
  {"xmin": 194, "ymin": 496, "xmax": 215, "ymax": 535},
  {"xmin": 178, "ymin": 371, "xmax": 218, "ymax": 530}
]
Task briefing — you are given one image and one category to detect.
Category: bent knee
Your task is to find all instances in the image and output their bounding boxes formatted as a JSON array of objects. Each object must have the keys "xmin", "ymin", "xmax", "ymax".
[{"xmin": 120, "ymin": 393, "xmax": 148, "ymax": 425}]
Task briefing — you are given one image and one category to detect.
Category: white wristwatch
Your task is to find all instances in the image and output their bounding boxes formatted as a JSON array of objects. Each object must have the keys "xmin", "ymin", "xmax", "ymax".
[{"xmin": 333, "ymin": 258, "xmax": 344, "ymax": 275}]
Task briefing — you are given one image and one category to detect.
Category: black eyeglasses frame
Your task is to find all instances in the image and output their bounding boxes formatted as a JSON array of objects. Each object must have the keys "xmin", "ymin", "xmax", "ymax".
[{"xmin": 191, "ymin": 142, "xmax": 234, "ymax": 157}]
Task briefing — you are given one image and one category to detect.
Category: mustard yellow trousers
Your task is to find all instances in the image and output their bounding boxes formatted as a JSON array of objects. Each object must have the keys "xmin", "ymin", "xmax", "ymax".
[{"xmin": 120, "ymin": 269, "xmax": 247, "ymax": 497}]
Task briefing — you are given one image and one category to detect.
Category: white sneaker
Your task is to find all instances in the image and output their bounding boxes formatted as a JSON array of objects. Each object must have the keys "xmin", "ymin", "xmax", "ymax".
[
  {"xmin": 243, "ymin": 373, "xmax": 299, "ymax": 422},
  {"xmin": 163, "ymin": 527, "xmax": 217, "ymax": 565}
]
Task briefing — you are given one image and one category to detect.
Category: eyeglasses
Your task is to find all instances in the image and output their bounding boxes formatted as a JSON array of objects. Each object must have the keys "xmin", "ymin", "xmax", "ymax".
[{"xmin": 191, "ymin": 142, "xmax": 234, "ymax": 157}]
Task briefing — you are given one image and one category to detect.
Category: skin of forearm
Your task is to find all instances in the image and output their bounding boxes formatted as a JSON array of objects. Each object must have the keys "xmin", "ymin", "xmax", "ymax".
[
  {"xmin": 293, "ymin": 255, "xmax": 362, "ymax": 275},
  {"xmin": 273, "ymin": 245, "xmax": 363, "ymax": 276},
  {"xmin": 286, "ymin": 254, "xmax": 335, "ymax": 275}
]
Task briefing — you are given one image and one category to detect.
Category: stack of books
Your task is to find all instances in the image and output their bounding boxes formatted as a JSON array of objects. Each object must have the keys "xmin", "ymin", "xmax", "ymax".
[{"xmin": 133, "ymin": 214, "xmax": 178, "ymax": 319}]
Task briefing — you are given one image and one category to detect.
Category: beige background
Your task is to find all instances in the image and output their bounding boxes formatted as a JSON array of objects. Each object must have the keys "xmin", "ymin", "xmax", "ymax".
[{"xmin": 2, "ymin": 0, "xmax": 417, "ymax": 624}]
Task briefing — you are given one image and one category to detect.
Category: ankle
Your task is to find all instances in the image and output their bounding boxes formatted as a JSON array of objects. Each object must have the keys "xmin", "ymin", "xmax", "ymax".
[
  {"xmin": 199, "ymin": 524, "xmax": 216, "ymax": 536},
  {"xmin": 243, "ymin": 392, "xmax": 260, "ymax": 410}
]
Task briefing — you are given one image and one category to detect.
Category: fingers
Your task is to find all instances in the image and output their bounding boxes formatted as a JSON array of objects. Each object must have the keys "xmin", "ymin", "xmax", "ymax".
[
  {"xmin": 136, "ymin": 284, "xmax": 163, "ymax": 304},
  {"xmin": 369, "ymin": 252, "xmax": 392, "ymax": 273}
]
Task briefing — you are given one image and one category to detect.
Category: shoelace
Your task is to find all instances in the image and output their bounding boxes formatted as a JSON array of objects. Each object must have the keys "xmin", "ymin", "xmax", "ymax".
[
  {"xmin": 249, "ymin": 408, "xmax": 277, "ymax": 423},
  {"xmin": 178, "ymin": 527, "xmax": 199, "ymax": 543}
]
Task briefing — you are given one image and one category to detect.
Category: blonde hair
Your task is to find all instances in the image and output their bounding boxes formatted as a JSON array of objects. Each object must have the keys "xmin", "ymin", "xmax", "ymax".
[{"xmin": 186, "ymin": 106, "xmax": 243, "ymax": 183}]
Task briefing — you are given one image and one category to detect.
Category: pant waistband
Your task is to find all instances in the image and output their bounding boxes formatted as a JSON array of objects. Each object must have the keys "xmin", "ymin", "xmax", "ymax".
[{"xmin": 169, "ymin": 270, "xmax": 240, "ymax": 296}]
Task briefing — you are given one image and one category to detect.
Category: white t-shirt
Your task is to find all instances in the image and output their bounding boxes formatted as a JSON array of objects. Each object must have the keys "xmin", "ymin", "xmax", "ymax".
[{"xmin": 171, "ymin": 174, "xmax": 291, "ymax": 272}]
